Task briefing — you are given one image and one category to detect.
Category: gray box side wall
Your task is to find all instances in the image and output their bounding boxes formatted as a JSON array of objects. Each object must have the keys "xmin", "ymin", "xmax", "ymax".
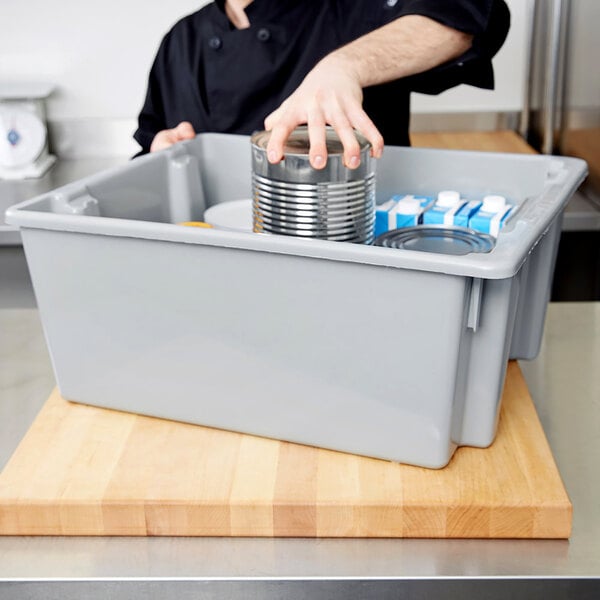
[
  {"xmin": 22, "ymin": 227, "xmax": 478, "ymax": 468},
  {"xmin": 7, "ymin": 135, "xmax": 588, "ymax": 467}
]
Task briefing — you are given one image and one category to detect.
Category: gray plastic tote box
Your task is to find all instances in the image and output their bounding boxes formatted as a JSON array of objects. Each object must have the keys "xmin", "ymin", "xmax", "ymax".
[{"xmin": 5, "ymin": 134, "xmax": 587, "ymax": 468}]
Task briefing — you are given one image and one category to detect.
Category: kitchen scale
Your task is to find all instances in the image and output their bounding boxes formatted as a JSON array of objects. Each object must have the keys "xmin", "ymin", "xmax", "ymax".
[{"xmin": 0, "ymin": 82, "xmax": 56, "ymax": 180}]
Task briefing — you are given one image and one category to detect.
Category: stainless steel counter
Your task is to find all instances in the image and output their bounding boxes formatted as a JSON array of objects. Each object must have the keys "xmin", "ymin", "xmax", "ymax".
[{"xmin": 0, "ymin": 303, "xmax": 599, "ymax": 598}]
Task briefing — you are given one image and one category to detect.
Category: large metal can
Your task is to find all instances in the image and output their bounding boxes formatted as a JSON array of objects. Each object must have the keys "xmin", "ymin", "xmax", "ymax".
[{"xmin": 251, "ymin": 127, "xmax": 375, "ymax": 243}]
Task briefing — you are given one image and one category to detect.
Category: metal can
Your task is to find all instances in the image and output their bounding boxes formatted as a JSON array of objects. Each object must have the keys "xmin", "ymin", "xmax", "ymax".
[
  {"xmin": 251, "ymin": 127, "xmax": 375, "ymax": 244},
  {"xmin": 374, "ymin": 226, "xmax": 496, "ymax": 255}
]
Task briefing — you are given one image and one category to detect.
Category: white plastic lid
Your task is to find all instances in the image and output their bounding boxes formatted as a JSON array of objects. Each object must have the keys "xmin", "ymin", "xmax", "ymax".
[
  {"xmin": 204, "ymin": 199, "xmax": 253, "ymax": 232},
  {"xmin": 482, "ymin": 195, "xmax": 507, "ymax": 213},
  {"xmin": 436, "ymin": 190, "xmax": 461, "ymax": 208},
  {"xmin": 394, "ymin": 196, "xmax": 422, "ymax": 215}
]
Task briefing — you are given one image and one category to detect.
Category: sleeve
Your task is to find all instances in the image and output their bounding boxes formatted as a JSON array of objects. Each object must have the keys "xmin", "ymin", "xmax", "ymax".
[
  {"xmin": 133, "ymin": 35, "xmax": 172, "ymax": 156},
  {"xmin": 376, "ymin": 0, "xmax": 511, "ymax": 94},
  {"xmin": 382, "ymin": 0, "xmax": 493, "ymax": 34}
]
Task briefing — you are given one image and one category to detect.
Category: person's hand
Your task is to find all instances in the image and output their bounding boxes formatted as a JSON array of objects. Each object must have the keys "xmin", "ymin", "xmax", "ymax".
[
  {"xmin": 150, "ymin": 121, "xmax": 196, "ymax": 152},
  {"xmin": 264, "ymin": 55, "xmax": 384, "ymax": 170}
]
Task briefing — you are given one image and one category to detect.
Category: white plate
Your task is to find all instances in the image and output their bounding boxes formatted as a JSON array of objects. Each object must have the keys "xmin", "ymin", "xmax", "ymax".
[{"xmin": 203, "ymin": 199, "xmax": 253, "ymax": 232}]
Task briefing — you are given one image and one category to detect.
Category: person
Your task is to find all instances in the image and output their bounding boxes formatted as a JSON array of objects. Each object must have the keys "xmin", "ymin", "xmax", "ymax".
[{"xmin": 134, "ymin": 0, "xmax": 510, "ymax": 169}]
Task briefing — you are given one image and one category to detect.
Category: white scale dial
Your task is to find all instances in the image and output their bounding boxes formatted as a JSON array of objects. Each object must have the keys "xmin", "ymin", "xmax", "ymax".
[{"xmin": 0, "ymin": 107, "xmax": 47, "ymax": 169}]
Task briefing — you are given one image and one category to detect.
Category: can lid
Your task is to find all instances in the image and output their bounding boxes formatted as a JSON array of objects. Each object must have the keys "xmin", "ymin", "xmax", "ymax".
[
  {"xmin": 251, "ymin": 126, "xmax": 370, "ymax": 157},
  {"xmin": 482, "ymin": 195, "xmax": 507, "ymax": 213},
  {"xmin": 437, "ymin": 190, "xmax": 461, "ymax": 208},
  {"xmin": 374, "ymin": 226, "xmax": 495, "ymax": 255}
]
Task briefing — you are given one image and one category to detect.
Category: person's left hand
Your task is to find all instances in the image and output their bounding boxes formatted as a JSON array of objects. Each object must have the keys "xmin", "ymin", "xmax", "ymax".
[
  {"xmin": 150, "ymin": 121, "xmax": 196, "ymax": 152},
  {"xmin": 264, "ymin": 55, "xmax": 384, "ymax": 170}
]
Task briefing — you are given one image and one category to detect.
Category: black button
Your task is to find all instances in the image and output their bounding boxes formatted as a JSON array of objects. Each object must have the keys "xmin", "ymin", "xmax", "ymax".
[
  {"xmin": 208, "ymin": 36, "xmax": 222, "ymax": 50},
  {"xmin": 257, "ymin": 28, "xmax": 271, "ymax": 42}
]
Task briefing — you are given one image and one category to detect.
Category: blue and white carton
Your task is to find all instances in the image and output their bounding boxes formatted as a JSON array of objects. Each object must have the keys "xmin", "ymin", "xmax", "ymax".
[
  {"xmin": 469, "ymin": 195, "xmax": 514, "ymax": 236},
  {"xmin": 453, "ymin": 200, "xmax": 483, "ymax": 228},
  {"xmin": 422, "ymin": 190, "xmax": 467, "ymax": 226},
  {"xmin": 375, "ymin": 195, "xmax": 433, "ymax": 237}
]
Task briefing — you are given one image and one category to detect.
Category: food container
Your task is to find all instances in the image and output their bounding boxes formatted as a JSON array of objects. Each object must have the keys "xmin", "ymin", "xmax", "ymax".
[
  {"xmin": 251, "ymin": 127, "xmax": 375, "ymax": 243},
  {"xmin": 203, "ymin": 198, "xmax": 253, "ymax": 232},
  {"xmin": 5, "ymin": 133, "xmax": 587, "ymax": 468},
  {"xmin": 375, "ymin": 225, "xmax": 496, "ymax": 255}
]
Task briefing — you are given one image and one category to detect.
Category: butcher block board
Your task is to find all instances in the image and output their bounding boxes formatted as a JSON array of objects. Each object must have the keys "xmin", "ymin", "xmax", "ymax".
[{"xmin": 0, "ymin": 362, "xmax": 571, "ymax": 538}]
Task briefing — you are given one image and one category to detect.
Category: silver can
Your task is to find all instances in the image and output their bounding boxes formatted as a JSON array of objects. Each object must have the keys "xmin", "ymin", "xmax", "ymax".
[{"xmin": 251, "ymin": 127, "xmax": 375, "ymax": 244}]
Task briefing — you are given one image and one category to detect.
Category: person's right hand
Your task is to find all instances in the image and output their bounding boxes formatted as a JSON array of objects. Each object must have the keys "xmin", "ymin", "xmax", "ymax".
[
  {"xmin": 263, "ymin": 55, "xmax": 383, "ymax": 170},
  {"xmin": 150, "ymin": 121, "xmax": 196, "ymax": 152}
]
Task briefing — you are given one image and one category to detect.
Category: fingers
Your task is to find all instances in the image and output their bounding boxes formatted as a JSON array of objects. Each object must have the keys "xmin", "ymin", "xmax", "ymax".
[
  {"xmin": 265, "ymin": 102, "xmax": 383, "ymax": 169},
  {"xmin": 263, "ymin": 107, "xmax": 280, "ymax": 132},
  {"xmin": 175, "ymin": 121, "xmax": 196, "ymax": 141},
  {"xmin": 330, "ymin": 99, "xmax": 384, "ymax": 164},
  {"xmin": 349, "ymin": 110, "xmax": 384, "ymax": 159},
  {"xmin": 150, "ymin": 122, "xmax": 196, "ymax": 153},
  {"xmin": 265, "ymin": 118, "xmax": 297, "ymax": 165},
  {"xmin": 150, "ymin": 130, "xmax": 173, "ymax": 152},
  {"xmin": 307, "ymin": 109, "xmax": 327, "ymax": 169},
  {"xmin": 328, "ymin": 112, "xmax": 361, "ymax": 169}
]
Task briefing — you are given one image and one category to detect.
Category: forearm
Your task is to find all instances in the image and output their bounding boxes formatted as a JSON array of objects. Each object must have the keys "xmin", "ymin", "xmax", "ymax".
[
  {"xmin": 325, "ymin": 15, "xmax": 473, "ymax": 88},
  {"xmin": 264, "ymin": 14, "xmax": 474, "ymax": 168}
]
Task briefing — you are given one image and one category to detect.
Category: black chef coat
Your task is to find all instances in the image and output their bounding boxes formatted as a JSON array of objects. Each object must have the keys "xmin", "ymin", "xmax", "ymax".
[{"xmin": 134, "ymin": 0, "xmax": 510, "ymax": 154}]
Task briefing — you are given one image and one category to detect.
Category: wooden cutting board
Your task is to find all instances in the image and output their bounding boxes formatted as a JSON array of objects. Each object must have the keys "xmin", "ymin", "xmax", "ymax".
[{"xmin": 0, "ymin": 362, "xmax": 571, "ymax": 538}]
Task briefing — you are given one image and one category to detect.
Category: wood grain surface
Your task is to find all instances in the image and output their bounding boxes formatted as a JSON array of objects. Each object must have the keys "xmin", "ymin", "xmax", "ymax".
[
  {"xmin": 411, "ymin": 129, "xmax": 538, "ymax": 154},
  {"xmin": 0, "ymin": 362, "xmax": 571, "ymax": 538},
  {"xmin": 562, "ymin": 127, "xmax": 600, "ymax": 190}
]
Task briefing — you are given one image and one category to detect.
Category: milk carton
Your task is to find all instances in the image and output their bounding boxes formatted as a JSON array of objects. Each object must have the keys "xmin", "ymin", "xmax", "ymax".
[
  {"xmin": 422, "ymin": 190, "xmax": 467, "ymax": 226},
  {"xmin": 469, "ymin": 195, "xmax": 515, "ymax": 236},
  {"xmin": 453, "ymin": 200, "xmax": 483, "ymax": 228},
  {"xmin": 375, "ymin": 195, "xmax": 433, "ymax": 237}
]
